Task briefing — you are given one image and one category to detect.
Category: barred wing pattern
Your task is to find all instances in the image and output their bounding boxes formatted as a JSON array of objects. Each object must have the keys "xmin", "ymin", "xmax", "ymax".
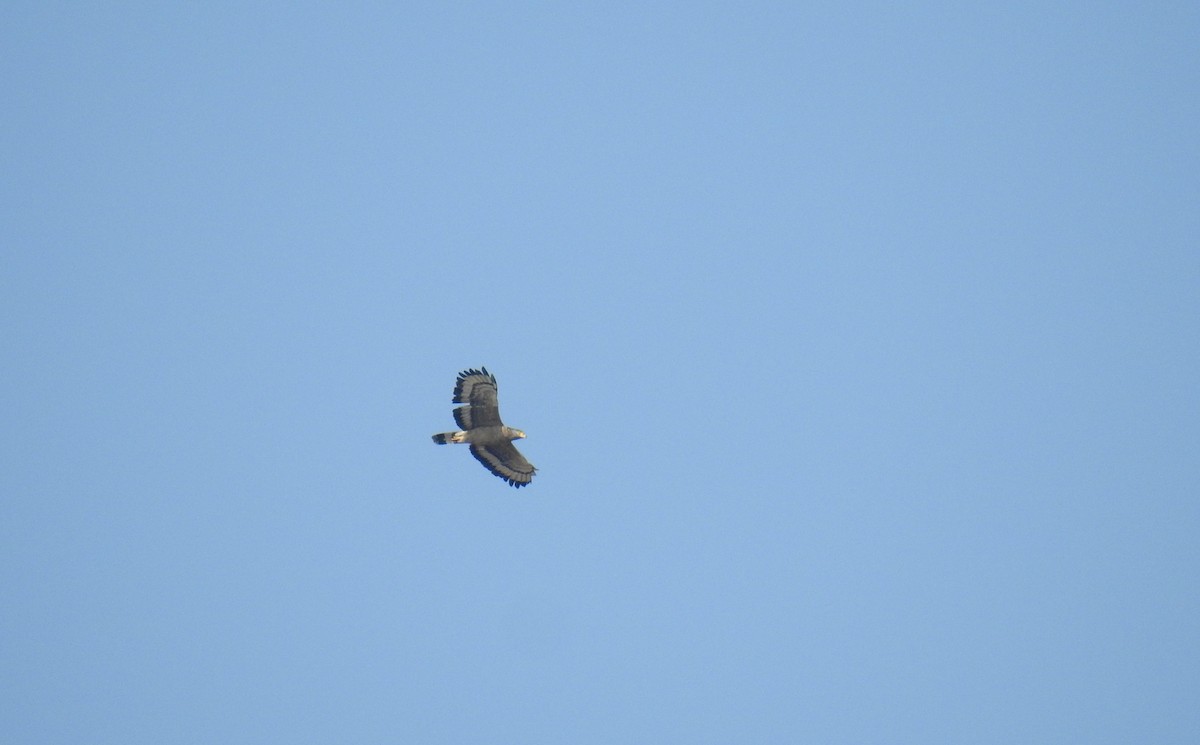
[
  {"xmin": 470, "ymin": 442, "xmax": 536, "ymax": 488},
  {"xmin": 451, "ymin": 368, "xmax": 503, "ymax": 429}
]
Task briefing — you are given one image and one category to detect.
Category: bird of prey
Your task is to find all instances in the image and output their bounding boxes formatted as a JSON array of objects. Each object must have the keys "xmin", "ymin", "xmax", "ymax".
[{"xmin": 431, "ymin": 367, "xmax": 536, "ymax": 488}]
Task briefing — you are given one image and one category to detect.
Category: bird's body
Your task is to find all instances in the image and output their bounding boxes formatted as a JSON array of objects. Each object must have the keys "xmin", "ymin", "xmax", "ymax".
[{"xmin": 432, "ymin": 367, "xmax": 536, "ymax": 487}]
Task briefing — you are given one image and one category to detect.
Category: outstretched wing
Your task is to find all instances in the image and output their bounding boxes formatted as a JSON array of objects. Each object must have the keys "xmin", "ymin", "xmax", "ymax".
[
  {"xmin": 470, "ymin": 442, "xmax": 537, "ymax": 488},
  {"xmin": 452, "ymin": 367, "xmax": 502, "ymax": 430}
]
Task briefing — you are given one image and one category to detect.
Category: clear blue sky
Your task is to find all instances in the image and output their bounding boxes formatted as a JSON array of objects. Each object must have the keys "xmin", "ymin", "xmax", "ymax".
[{"xmin": 3, "ymin": 3, "xmax": 1197, "ymax": 743}]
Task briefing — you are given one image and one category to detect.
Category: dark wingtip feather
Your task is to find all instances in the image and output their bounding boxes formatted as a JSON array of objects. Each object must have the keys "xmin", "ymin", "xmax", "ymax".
[{"xmin": 452, "ymin": 367, "xmax": 497, "ymax": 402}]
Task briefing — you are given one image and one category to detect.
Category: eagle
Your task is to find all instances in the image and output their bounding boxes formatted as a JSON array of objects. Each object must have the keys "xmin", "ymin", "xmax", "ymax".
[{"xmin": 431, "ymin": 367, "xmax": 536, "ymax": 488}]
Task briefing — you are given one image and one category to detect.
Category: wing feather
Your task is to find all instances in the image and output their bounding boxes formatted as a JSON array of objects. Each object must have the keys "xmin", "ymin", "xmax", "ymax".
[
  {"xmin": 452, "ymin": 368, "xmax": 502, "ymax": 428},
  {"xmin": 469, "ymin": 442, "xmax": 537, "ymax": 488}
]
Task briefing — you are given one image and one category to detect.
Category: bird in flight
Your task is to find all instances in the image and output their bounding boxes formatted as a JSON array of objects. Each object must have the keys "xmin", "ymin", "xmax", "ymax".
[{"xmin": 432, "ymin": 367, "xmax": 536, "ymax": 487}]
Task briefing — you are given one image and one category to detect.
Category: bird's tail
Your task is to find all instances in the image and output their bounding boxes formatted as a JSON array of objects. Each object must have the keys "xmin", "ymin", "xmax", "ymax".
[{"xmin": 432, "ymin": 431, "xmax": 467, "ymax": 445}]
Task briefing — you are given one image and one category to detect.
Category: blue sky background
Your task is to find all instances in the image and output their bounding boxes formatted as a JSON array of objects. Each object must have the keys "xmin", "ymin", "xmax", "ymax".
[{"xmin": 3, "ymin": 3, "xmax": 1198, "ymax": 743}]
